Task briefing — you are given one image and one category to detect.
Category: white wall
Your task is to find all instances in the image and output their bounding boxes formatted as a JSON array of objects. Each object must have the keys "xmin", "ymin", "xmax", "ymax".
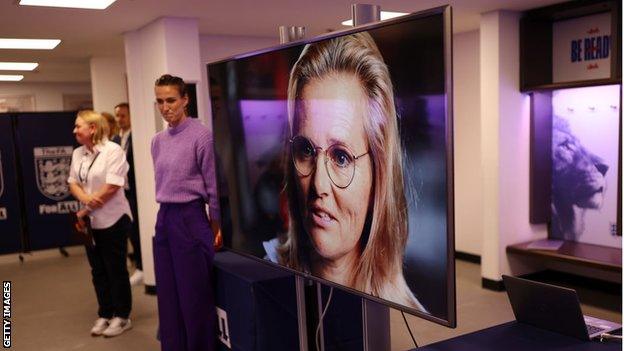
[
  {"xmin": 0, "ymin": 82, "xmax": 91, "ymax": 112},
  {"xmin": 453, "ymin": 30, "xmax": 483, "ymax": 256},
  {"xmin": 90, "ymin": 56, "xmax": 128, "ymax": 113},
  {"xmin": 480, "ymin": 11, "xmax": 548, "ymax": 282},
  {"xmin": 496, "ymin": 12, "xmax": 548, "ymax": 277},
  {"xmin": 200, "ymin": 34, "xmax": 277, "ymax": 64},
  {"xmin": 124, "ymin": 17, "xmax": 182, "ymax": 287}
]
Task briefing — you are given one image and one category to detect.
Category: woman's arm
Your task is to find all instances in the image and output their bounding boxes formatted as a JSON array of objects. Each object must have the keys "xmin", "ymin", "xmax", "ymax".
[
  {"xmin": 86, "ymin": 144, "xmax": 128, "ymax": 208},
  {"xmin": 68, "ymin": 149, "xmax": 99, "ymax": 206},
  {"xmin": 197, "ymin": 137, "xmax": 224, "ymax": 250},
  {"xmin": 89, "ymin": 184, "xmax": 122, "ymax": 206},
  {"xmin": 69, "ymin": 182, "xmax": 95, "ymax": 205},
  {"xmin": 197, "ymin": 136, "xmax": 221, "ymax": 224},
  {"xmin": 70, "ymin": 181, "xmax": 109, "ymax": 209}
]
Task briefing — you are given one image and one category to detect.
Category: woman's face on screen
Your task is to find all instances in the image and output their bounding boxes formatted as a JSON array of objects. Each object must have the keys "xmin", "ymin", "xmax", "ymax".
[{"xmin": 295, "ymin": 73, "xmax": 373, "ymax": 265}]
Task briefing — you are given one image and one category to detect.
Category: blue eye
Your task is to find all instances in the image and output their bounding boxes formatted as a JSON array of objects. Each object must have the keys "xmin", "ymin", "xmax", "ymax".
[{"xmin": 330, "ymin": 147, "xmax": 353, "ymax": 168}]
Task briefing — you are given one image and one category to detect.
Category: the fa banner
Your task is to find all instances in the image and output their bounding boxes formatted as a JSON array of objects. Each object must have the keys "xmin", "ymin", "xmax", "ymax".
[
  {"xmin": 0, "ymin": 115, "xmax": 22, "ymax": 254},
  {"xmin": 14, "ymin": 112, "xmax": 80, "ymax": 250},
  {"xmin": 33, "ymin": 146, "xmax": 73, "ymax": 201}
]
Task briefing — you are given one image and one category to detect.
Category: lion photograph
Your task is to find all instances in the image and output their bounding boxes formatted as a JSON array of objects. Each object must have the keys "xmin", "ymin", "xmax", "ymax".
[{"xmin": 551, "ymin": 116, "xmax": 609, "ymax": 240}]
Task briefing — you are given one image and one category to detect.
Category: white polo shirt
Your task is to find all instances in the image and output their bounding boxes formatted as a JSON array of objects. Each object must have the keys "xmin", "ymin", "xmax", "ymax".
[{"xmin": 67, "ymin": 140, "xmax": 132, "ymax": 229}]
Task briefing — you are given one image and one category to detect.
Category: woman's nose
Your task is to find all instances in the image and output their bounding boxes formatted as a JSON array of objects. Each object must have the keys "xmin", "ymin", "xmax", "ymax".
[{"xmin": 311, "ymin": 154, "xmax": 331, "ymax": 196}]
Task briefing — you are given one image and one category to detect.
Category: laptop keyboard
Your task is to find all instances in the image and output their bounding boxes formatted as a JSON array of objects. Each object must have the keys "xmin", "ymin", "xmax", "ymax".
[{"xmin": 586, "ymin": 324, "xmax": 606, "ymax": 335}]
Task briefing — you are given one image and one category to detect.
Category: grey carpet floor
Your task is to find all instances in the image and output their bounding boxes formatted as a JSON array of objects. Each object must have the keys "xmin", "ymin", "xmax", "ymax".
[{"xmin": 0, "ymin": 250, "xmax": 620, "ymax": 350}]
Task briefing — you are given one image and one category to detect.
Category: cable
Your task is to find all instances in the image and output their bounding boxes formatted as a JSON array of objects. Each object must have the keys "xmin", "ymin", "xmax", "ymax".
[
  {"xmin": 401, "ymin": 311, "xmax": 418, "ymax": 348},
  {"xmin": 315, "ymin": 286, "xmax": 334, "ymax": 351}
]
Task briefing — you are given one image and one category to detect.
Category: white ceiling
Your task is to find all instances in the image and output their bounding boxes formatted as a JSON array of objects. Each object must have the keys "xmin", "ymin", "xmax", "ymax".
[{"xmin": 0, "ymin": 0, "xmax": 566, "ymax": 82}]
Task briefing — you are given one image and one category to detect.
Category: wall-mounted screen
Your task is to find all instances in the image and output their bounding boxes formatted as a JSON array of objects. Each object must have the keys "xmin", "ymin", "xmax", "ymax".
[{"xmin": 208, "ymin": 6, "xmax": 455, "ymax": 326}]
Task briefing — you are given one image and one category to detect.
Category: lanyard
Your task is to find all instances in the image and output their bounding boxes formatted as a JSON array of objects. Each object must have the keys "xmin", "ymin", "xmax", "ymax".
[{"xmin": 78, "ymin": 151, "xmax": 100, "ymax": 184}]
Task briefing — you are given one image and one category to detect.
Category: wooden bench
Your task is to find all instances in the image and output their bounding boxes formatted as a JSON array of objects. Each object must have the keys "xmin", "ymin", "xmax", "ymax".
[{"xmin": 506, "ymin": 240, "xmax": 621, "ymax": 273}]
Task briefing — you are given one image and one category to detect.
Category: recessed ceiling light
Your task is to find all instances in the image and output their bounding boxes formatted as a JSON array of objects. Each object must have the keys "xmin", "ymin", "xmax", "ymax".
[
  {"xmin": 0, "ymin": 75, "xmax": 24, "ymax": 82},
  {"xmin": 0, "ymin": 62, "xmax": 39, "ymax": 71},
  {"xmin": 19, "ymin": 0, "xmax": 117, "ymax": 10},
  {"xmin": 0, "ymin": 38, "xmax": 61, "ymax": 50},
  {"xmin": 341, "ymin": 11, "xmax": 410, "ymax": 26}
]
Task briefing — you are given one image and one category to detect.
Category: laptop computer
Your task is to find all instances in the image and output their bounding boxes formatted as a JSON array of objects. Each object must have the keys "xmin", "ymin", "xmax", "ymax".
[{"xmin": 502, "ymin": 275, "xmax": 621, "ymax": 340}]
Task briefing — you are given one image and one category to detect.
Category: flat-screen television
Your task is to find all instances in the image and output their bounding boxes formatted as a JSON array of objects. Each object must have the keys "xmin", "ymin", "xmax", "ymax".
[{"xmin": 208, "ymin": 5, "xmax": 455, "ymax": 327}]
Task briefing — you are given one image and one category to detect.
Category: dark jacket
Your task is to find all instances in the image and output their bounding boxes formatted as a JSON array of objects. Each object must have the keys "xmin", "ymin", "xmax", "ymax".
[{"xmin": 112, "ymin": 132, "xmax": 136, "ymax": 197}]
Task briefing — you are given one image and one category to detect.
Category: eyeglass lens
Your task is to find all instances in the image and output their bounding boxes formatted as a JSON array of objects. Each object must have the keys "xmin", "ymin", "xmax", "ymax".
[{"xmin": 291, "ymin": 136, "xmax": 356, "ymax": 188}]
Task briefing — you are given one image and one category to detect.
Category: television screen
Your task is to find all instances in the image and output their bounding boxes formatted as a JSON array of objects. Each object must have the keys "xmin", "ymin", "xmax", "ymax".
[{"xmin": 208, "ymin": 6, "xmax": 455, "ymax": 326}]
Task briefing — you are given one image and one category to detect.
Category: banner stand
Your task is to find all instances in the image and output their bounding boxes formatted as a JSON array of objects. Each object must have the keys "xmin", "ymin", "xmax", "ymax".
[{"xmin": 10, "ymin": 115, "xmax": 29, "ymax": 255}]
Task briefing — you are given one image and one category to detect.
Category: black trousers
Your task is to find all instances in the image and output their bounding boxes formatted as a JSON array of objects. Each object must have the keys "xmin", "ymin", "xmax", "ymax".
[
  {"xmin": 85, "ymin": 214, "xmax": 132, "ymax": 319},
  {"xmin": 125, "ymin": 189, "xmax": 142, "ymax": 270}
]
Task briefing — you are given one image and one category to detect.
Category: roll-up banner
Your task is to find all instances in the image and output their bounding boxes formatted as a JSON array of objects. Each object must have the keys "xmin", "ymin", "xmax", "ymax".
[
  {"xmin": 13, "ymin": 112, "xmax": 80, "ymax": 251},
  {"xmin": 0, "ymin": 115, "xmax": 23, "ymax": 254}
]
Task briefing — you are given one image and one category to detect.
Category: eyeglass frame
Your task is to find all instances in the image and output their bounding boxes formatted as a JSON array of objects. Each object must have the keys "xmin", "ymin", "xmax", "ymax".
[{"xmin": 289, "ymin": 135, "xmax": 370, "ymax": 189}]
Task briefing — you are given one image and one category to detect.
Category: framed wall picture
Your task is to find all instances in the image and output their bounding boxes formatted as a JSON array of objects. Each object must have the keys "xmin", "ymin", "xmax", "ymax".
[
  {"xmin": 62, "ymin": 94, "xmax": 92, "ymax": 111},
  {"xmin": 550, "ymin": 85, "xmax": 621, "ymax": 247},
  {"xmin": 0, "ymin": 95, "xmax": 35, "ymax": 112}
]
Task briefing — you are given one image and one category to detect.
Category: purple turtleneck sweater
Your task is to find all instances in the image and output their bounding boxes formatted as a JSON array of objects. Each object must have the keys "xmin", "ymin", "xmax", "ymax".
[{"xmin": 151, "ymin": 117, "xmax": 220, "ymax": 222}]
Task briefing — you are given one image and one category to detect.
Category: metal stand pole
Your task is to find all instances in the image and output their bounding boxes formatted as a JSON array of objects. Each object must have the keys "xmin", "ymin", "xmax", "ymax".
[
  {"xmin": 279, "ymin": 26, "xmax": 306, "ymax": 44},
  {"xmin": 362, "ymin": 298, "xmax": 391, "ymax": 350},
  {"xmin": 295, "ymin": 276, "xmax": 309, "ymax": 351},
  {"xmin": 351, "ymin": 4, "xmax": 381, "ymax": 26}
]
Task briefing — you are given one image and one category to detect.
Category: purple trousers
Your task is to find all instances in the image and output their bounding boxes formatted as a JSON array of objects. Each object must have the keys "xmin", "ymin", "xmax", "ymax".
[{"xmin": 154, "ymin": 200, "xmax": 216, "ymax": 351}]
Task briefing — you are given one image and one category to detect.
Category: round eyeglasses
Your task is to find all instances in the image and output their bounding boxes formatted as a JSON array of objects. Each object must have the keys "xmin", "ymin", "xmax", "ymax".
[{"xmin": 290, "ymin": 135, "xmax": 369, "ymax": 189}]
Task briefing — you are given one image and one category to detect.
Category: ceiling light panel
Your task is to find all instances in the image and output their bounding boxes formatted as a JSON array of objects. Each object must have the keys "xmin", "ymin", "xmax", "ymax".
[
  {"xmin": 0, "ymin": 62, "xmax": 39, "ymax": 71},
  {"xmin": 19, "ymin": 0, "xmax": 117, "ymax": 10},
  {"xmin": 0, "ymin": 75, "xmax": 25, "ymax": 81},
  {"xmin": 0, "ymin": 38, "xmax": 61, "ymax": 50},
  {"xmin": 341, "ymin": 11, "xmax": 410, "ymax": 26}
]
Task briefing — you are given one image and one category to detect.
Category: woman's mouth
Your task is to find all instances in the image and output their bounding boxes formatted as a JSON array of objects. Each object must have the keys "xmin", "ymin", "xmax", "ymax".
[{"xmin": 309, "ymin": 207, "xmax": 335, "ymax": 228}]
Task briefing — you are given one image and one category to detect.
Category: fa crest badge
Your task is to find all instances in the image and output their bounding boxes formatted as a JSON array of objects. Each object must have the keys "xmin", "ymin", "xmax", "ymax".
[{"xmin": 34, "ymin": 146, "xmax": 73, "ymax": 201}]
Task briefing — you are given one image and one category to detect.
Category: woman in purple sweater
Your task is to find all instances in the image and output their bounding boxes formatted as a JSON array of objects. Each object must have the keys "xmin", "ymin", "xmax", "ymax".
[{"xmin": 151, "ymin": 74, "xmax": 222, "ymax": 351}]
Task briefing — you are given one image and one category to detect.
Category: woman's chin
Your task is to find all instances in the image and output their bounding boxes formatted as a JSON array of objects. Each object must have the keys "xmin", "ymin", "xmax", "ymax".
[{"xmin": 309, "ymin": 235, "xmax": 343, "ymax": 261}]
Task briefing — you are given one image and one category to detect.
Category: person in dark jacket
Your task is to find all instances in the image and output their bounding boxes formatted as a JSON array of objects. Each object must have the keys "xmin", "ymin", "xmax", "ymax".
[{"xmin": 112, "ymin": 102, "xmax": 143, "ymax": 285}]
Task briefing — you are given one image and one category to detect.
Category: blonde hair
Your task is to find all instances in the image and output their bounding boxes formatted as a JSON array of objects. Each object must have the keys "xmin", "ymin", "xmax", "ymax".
[
  {"xmin": 78, "ymin": 110, "xmax": 109, "ymax": 145},
  {"xmin": 101, "ymin": 111, "xmax": 119, "ymax": 138},
  {"xmin": 279, "ymin": 33, "xmax": 424, "ymax": 311}
]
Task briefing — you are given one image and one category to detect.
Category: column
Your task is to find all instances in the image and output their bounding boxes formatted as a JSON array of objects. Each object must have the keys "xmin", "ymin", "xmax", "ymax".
[
  {"xmin": 479, "ymin": 11, "xmax": 548, "ymax": 287},
  {"xmin": 89, "ymin": 56, "xmax": 128, "ymax": 113}
]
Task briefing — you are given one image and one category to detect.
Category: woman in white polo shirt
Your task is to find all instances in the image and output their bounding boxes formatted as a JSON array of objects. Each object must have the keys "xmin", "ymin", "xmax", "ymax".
[{"xmin": 68, "ymin": 110, "xmax": 133, "ymax": 337}]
